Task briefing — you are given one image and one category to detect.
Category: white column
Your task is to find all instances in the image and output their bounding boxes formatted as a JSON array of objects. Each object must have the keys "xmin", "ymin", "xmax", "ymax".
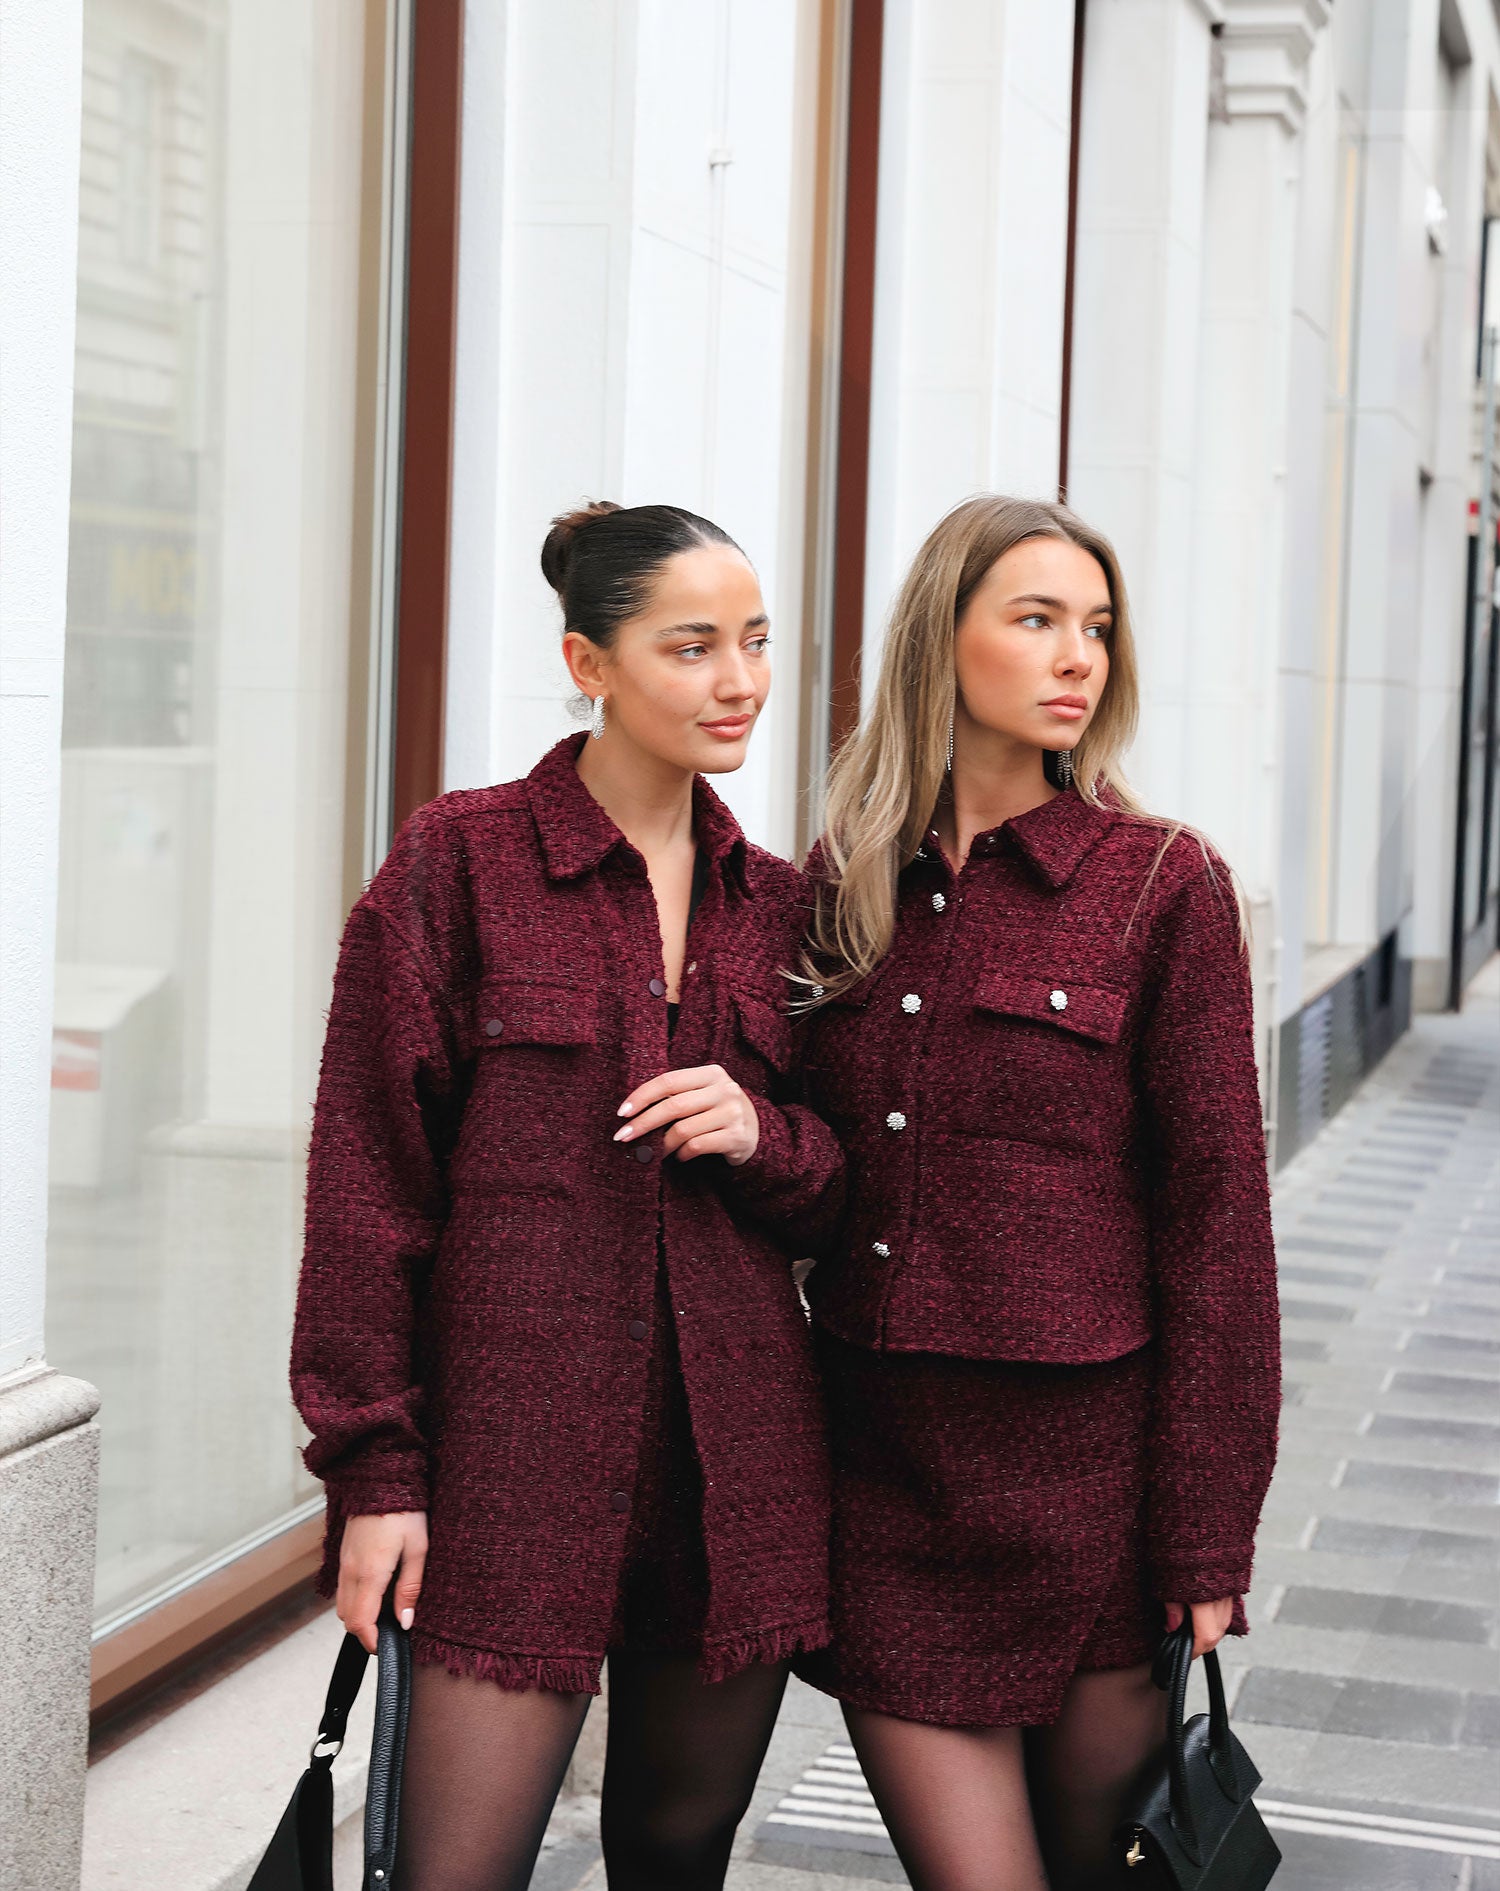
[
  {"xmin": 0, "ymin": 6, "xmax": 103, "ymax": 1883},
  {"xmin": 1329, "ymin": 0, "xmax": 1435, "ymax": 954},
  {"xmin": 1412, "ymin": 30, "xmax": 1489, "ymax": 1007},
  {"xmin": 1183, "ymin": 0, "xmax": 1329, "ymax": 915},
  {"xmin": 862, "ymin": 0, "xmax": 1076, "ymax": 699},
  {"xmin": 1271, "ymin": 21, "xmax": 1339, "ymax": 1019},
  {"xmin": 1066, "ymin": 0, "xmax": 1221, "ymax": 821},
  {"xmin": 444, "ymin": 0, "xmax": 814, "ymax": 857}
]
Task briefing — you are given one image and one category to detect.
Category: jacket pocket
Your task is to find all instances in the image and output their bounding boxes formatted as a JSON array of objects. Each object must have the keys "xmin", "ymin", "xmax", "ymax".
[
  {"xmin": 971, "ymin": 969, "xmax": 1126, "ymax": 1044},
  {"xmin": 732, "ymin": 989, "xmax": 794, "ymax": 1077},
  {"xmin": 468, "ymin": 975, "xmax": 598, "ymax": 1052}
]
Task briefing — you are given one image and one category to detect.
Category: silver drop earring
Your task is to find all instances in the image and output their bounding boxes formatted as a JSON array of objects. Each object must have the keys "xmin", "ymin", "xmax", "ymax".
[
  {"xmin": 946, "ymin": 704, "xmax": 955, "ymax": 773},
  {"xmin": 589, "ymin": 694, "xmax": 606, "ymax": 741},
  {"xmin": 1054, "ymin": 746, "xmax": 1073, "ymax": 787}
]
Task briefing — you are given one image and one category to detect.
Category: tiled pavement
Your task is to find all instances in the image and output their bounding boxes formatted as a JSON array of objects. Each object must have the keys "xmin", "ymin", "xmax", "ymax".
[{"xmin": 537, "ymin": 962, "xmax": 1500, "ymax": 1891}]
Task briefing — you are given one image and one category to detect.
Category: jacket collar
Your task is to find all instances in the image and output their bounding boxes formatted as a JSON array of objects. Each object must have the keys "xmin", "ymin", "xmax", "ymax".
[
  {"xmin": 526, "ymin": 733, "xmax": 757, "ymax": 892},
  {"xmin": 915, "ymin": 783, "xmax": 1118, "ymax": 891},
  {"xmin": 998, "ymin": 784, "xmax": 1118, "ymax": 889}
]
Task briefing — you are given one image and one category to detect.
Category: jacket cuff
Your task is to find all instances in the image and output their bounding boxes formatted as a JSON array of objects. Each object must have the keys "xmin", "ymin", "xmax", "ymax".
[
  {"xmin": 720, "ymin": 1093, "xmax": 798, "ymax": 1206},
  {"xmin": 1149, "ymin": 1552, "xmax": 1255, "ymax": 1605},
  {"xmin": 314, "ymin": 1446, "xmax": 429, "ymax": 1519}
]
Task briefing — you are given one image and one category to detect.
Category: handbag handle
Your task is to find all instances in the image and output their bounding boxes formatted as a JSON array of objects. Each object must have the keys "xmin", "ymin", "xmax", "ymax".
[
  {"xmin": 309, "ymin": 1625, "xmax": 372, "ymax": 1766},
  {"xmin": 1152, "ymin": 1616, "xmax": 1243, "ymax": 1865}
]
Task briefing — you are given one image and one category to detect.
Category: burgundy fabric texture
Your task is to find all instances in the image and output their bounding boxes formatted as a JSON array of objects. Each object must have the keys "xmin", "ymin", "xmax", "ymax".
[
  {"xmin": 799, "ymin": 1329, "xmax": 1169, "ymax": 1726},
  {"xmin": 801, "ymin": 788, "xmax": 1281, "ymax": 1606},
  {"xmin": 291, "ymin": 734, "xmax": 844, "ymax": 1690}
]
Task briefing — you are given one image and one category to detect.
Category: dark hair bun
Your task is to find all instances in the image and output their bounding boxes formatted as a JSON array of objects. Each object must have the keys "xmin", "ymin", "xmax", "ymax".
[{"xmin": 540, "ymin": 500, "xmax": 622, "ymax": 596}]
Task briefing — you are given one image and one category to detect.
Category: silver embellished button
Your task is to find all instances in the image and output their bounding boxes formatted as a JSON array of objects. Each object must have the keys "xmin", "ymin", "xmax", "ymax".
[
  {"xmin": 901, "ymin": 993, "xmax": 922, "ymax": 1014},
  {"xmin": 810, "ymin": 983, "xmax": 825, "ymax": 999},
  {"xmin": 885, "ymin": 1111, "xmax": 907, "ymax": 1131},
  {"xmin": 1050, "ymin": 988, "xmax": 1068, "ymax": 1011},
  {"xmin": 871, "ymin": 1241, "xmax": 890, "ymax": 1257},
  {"xmin": 932, "ymin": 892, "xmax": 947, "ymax": 912}
]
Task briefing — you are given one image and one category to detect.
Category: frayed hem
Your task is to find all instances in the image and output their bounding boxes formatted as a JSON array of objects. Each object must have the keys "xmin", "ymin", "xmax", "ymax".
[
  {"xmin": 408, "ymin": 1629, "xmax": 602, "ymax": 1696},
  {"xmin": 697, "ymin": 1616, "xmax": 829, "ymax": 1686}
]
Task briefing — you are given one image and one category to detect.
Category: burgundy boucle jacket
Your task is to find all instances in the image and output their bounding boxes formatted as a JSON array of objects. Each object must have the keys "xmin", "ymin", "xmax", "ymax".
[
  {"xmin": 291, "ymin": 735, "xmax": 843, "ymax": 1689},
  {"xmin": 802, "ymin": 787, "xmax": 1280, "ymax": 1602}
]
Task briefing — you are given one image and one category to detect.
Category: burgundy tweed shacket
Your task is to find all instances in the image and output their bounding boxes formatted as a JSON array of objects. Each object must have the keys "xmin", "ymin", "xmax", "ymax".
[
  {"xmin": 802, "ymin": 787, "xmax": 1281, "ymax": 1605},
  {"xmin": 291, "ymin": 734, "xmax": 844, "ymax": 1691}
]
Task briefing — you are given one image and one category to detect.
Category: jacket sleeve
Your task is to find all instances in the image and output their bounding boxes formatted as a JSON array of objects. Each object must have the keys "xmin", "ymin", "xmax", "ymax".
[
  {"xmin": 716, "ymin": 860, "xmax": 847, "ymax": 1254},
  {"xmin": 291, "ymin": 893, "xmax": 458, "ymax": 1524},
  {"xmin": 719, "ymin": 1038, "xmax": 847, "ymax": 1255},
  {"xmin": 1137, "ymin": 846, "xmax": 1280, "ymax": 1604}
]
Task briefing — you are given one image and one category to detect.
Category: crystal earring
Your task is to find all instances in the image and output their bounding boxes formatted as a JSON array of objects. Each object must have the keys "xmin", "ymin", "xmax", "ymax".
[
  {"xmin": 589, "ymin": 694, "xmax": 606, "ymax": 740},
  {"xmin": 946, "ymin": 704, "xmax": 955, "ymax": 773},
  {"xmin": 1054, "ymin": 746, "xmax": 1073, "ymax": 787}
]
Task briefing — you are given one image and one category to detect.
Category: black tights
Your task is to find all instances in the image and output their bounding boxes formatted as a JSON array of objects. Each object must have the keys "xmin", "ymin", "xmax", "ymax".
[
  {"xmin": 393, "ymin": 1650, "xmax": 789, "ymax": 1891},
  {"xmin": 845, "ymin": 1660, "xmax": 1168, "ymax": 1891}
]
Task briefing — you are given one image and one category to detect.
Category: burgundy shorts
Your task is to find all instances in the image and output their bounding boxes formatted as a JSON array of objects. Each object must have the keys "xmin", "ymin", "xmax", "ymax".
[{"xmin": 797, "ymin": 1327, "xmax": 1172, "ymax": 1727}]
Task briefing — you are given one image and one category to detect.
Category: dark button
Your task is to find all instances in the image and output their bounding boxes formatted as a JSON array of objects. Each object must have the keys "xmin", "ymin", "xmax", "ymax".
[
  {"xmin": 628, "ymin": 1319, "xmax": 649, "ymax": 1341},
  {"xmin": 610, "ymin": 1490, "xmax": 630, "ymax": 1513},
  {"xmin": 648, "ymin": 976, "xmax": 667, "ymax": 997},
  {"xmin": 632, "ymin": 1142, "xmax": 656, "ymax": 1164},
  {"xmin": 483, "ymin": 1018, "xmax": 503, "ymax": 1037}
]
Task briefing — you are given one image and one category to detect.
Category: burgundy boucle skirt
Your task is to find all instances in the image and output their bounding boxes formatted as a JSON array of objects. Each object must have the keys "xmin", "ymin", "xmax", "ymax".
[{"xmin": 797, "ymin": 1329, "xmax": 1171, "ymax": 1727}]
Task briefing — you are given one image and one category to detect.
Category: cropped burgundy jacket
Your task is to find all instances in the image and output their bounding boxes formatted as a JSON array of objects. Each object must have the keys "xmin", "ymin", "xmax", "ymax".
[
  {"xmin": 801, "ymin": 786, "xmax": 1281, "ymax": 1602},
  {"xmin": 290, "ymin": 735, "xmax": 844, "ymax": 1689}
]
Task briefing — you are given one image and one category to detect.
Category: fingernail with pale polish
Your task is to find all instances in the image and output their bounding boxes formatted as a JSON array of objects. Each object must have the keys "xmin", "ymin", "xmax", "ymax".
[
  {"xmin": 617, "ymin": 1102, "xmax": 634, "ymax": 1116},
  {"xmin": 614, "ymin": 1125, "xmax": 633, "ymax": 1140},
  {"xmin": 399, "ymin": 1608, "xmax": 414, "ymax": 1630}
]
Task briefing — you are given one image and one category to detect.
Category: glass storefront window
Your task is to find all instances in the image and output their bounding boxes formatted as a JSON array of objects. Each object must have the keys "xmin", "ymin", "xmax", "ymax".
[{"xmin": 48, "ymin": 0, "xmax": 407, "ymax": 1634}]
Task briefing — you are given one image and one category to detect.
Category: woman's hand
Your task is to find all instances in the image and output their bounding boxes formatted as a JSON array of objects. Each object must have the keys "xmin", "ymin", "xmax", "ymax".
[
  {"xmin": 1164, "ymin": 1597, "xmax": 1234, "ymax": 1659},
  {"xmin": 338, "ymin": 1511, "xmax": 428, "ymax": 1654},
  {"xmin": 616, "ymin": 1064, "xmax": 761, "ymax": 1166}
]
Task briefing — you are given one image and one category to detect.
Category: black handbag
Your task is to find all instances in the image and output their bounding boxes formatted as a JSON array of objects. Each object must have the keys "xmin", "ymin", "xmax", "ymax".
[
  {"xmin": 247, "ymin": 1588, "xmax": 411, "ymax": 1891},
  {"xmin": 1114, "ymin": 1619, "xmax": 1280, "ymax": 1887}
]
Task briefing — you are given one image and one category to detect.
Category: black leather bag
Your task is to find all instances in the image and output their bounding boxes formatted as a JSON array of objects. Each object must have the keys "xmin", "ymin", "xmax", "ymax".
[
  {"xmin": 247, "ymin": 1588, "xmax": 411, "ymax": 1891},
  {"xmin": 1113, "ymin": 1619, "xmax": 1280, "ymax": 1887}
]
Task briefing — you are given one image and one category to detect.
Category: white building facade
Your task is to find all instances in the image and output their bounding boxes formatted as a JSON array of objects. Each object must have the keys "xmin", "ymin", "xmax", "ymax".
[{"xmin": 3, "ymin": 0, "xmax": 1498, "ymax": 1875}]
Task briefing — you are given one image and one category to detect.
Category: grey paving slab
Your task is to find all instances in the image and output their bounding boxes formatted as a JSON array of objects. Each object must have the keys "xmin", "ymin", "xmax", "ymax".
[
  {"xmin": 1282, "ymin": 1336, "xmax": 1331, "ymax": 1361},
  {"xmin": 1275, "ymin": 1585, "xmax": 1495, "ymax": 1643},
  {"xmin": 1236, "ymin": 1668, "xmax": 1465, "ymax": 1744},
  {"xmin": 1268, "ymin": 1833, "xmax": 1468, "ymax": 1890},
  {"xmin": 1388, "ymin": 1369, "xmax": 1500, "ymax": 1408},
  {"xmin": 1282, "ymin": 1233, "xmax": 1390, "ymax": 1258},
  {"xmin": 1337, "ymin": 1459, "xmax": 1500, "ymax": 1503}
]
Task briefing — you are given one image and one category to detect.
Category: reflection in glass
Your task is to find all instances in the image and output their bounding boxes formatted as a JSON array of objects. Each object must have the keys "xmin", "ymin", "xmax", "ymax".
[{"xmin": 48, "ymin": 0, "xmax": 398, "ymax": 1628}]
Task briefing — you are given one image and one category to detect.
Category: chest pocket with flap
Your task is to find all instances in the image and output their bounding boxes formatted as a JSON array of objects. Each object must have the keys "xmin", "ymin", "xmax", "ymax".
[
  {"xmin": 469, "ymin": 975, "xmax": 598, "ymax": 1052},
  {"xmin": 971, "ymin": 970, "xmax": 1126, "ymax": 1045}
]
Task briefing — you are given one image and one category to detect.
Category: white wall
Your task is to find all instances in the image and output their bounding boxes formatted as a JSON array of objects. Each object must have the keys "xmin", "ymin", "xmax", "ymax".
[
  {"xmin": 0, "ymin": 0, "xmax": 84, "ymax": 1380},
  {"xmin": 445, "ymin": 0, "xmax": 818, "ymax": 857},
  {"xmin": 863, "ymin": 0, "xmax": 1076, "ymax": 697}
]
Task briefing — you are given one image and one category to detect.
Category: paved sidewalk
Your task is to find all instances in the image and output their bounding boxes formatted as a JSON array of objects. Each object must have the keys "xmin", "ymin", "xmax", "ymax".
[{"xmin": 538, "ymin": 960, "xmax": 1500, "ymax": 1891}]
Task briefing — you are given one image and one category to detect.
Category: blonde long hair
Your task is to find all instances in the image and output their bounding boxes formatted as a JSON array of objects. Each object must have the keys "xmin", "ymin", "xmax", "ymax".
[{"xmin": 802, "ymin": 494, "xmax": 1218, "ymax": 1001}]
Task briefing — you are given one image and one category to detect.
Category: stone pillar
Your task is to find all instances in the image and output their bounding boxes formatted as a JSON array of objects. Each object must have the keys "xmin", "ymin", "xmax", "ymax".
[
  {"xmin": 0, "ymin": 3, "xmax": 104, "ymax": 1885},
  {"xmin": 1183, "ymin": 1, "xmax": 1329, "ymax": 908},
  {"xmin": 862, "ymin": 0, "xmax": 1076, "ymax": 695},
  {"xmin": 1067, "ymin": 0, "xmax": 1223, "ymax": 820}
]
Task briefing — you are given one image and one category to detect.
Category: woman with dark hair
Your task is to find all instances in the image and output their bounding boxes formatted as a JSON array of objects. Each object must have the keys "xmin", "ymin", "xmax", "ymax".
[
  {"xmin": 291, "ymin": 501, "xmax": 842, "ymax": 1891},
  {"xmin": 795, "ymin": 495, "xmax": 1280, "ymax": 1890}
]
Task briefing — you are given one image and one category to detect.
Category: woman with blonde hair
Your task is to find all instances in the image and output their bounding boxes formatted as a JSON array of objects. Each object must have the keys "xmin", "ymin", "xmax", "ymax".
[{"xmin": 795, "ymin": 495, "xmax": 1280, "ymax": 1890}]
